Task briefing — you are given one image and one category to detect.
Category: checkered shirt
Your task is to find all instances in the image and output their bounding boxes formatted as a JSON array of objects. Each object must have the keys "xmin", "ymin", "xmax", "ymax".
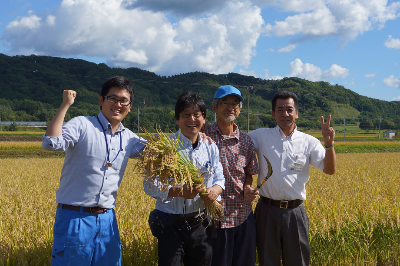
[{"xmin": 206, "ymin": 122, "xmax": 259, "ymax": 228}]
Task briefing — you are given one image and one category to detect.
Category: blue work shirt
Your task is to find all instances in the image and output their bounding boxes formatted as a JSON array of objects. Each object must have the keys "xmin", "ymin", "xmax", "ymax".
[
  {"xmin": 42, "ymin": 112, "xmax": 146, "ymax": 209},
  {"xmin": 144, "ymin": 130, "xmax": 225, "ymax": 214}
]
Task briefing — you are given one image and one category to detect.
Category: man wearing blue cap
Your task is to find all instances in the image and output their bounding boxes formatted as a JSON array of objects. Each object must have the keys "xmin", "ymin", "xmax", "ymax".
[{"xmin": 205, "ymin": 85, "xmax": 259, "ymax": 266}]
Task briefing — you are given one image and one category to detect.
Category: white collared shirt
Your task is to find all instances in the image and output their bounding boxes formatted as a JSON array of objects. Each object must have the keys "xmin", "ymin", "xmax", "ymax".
[{"xmin": 248, "ymin": 126, "xmax": 325, "ymax": 200}]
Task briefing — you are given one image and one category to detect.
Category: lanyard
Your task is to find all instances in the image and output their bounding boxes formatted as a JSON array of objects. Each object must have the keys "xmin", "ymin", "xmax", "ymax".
[{"xmin": 96, "ymin": 116, "xmax": 123, "ymax": 167}]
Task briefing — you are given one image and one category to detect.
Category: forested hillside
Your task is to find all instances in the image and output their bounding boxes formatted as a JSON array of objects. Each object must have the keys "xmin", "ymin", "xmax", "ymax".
[{"xmin": 1, "ymin": 53, "xmax": 399, "ymax": 132}]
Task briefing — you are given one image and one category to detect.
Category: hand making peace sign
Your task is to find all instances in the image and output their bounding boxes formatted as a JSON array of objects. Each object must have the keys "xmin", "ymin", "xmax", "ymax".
[{"xmin": 321, "ymin": 115, "xmax": 335, "ymax": 147}]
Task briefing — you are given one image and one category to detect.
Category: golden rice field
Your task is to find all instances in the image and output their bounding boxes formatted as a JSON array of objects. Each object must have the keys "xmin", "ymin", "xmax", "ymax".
[
  {"xmin": 0, "ymin": 131, "xmax": 44, "ymax": 135},
  {"xmin": 1, "ymin": 153, "xmax": 400, "ymax": 265},
  {"xmin": 1, "ymin": 140, "xmax": 400, "ymax": 150},
  {"xmin": 0, "ymin": 141, "xmax": 42, "ymax": 150},
  {"xmin": 334, "ymin": 141, "xmax": 400, "ymax": 146}
]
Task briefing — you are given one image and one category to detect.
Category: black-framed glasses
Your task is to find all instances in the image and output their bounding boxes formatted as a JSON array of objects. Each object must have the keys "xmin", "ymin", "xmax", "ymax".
[
  {"xmin": 218, "ymin": 102, "xmax": 240, "ymax": 109},
  {"xmin": 104, "ymin": 96, "xmax": 131, "ymax": 106}
]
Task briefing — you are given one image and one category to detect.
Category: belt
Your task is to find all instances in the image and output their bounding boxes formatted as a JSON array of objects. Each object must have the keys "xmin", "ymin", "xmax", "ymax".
[
  {"xmin": 170, "ymin": 211, "xmax": 205, "ymax": 222},
  {"xmin": 57, "ymin": 203, "xmax": 109, "ymax": 214},
  {"xmin": 261, "ymin": 196, "xmax": 303, "ymax": 209}
]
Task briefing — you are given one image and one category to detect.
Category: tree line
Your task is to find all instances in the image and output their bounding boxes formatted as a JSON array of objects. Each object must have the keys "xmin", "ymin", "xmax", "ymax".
[{"xmin": 1, "ymin": 53, "xmax": 400, "ymax": 132}]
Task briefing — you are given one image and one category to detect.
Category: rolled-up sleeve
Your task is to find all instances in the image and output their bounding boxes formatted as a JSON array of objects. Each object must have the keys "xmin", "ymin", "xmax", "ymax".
[
  {"xmin": 127, "ymin": 137, "xmax": 147, "ymax": 158},
  {"xmin": 143, "ymin": 178, "xmax": 171, "ymax": 201},
  {"xmin": 41, "ymin": 117, "xmax": 82, "ymax": 151}
]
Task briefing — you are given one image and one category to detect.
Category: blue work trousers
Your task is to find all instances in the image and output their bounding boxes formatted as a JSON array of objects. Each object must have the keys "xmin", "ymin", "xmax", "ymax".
[{"xmin": 51, "ymin": 205, "xmax": 122, "ymax": 266}]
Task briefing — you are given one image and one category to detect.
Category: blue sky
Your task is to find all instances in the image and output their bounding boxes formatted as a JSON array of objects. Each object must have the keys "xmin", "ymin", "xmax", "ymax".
[{"xmin": 1, "ymin": 0, "xmax": 399, "ymax": 101}]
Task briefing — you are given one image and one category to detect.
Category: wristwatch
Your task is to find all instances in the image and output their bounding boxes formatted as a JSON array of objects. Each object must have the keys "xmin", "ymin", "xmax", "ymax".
[{"xmin": 324, "ymin": 141, "xmax": 334, "ymax": 150}]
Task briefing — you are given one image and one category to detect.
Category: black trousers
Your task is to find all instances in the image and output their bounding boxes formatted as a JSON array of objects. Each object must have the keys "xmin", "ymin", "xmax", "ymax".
[
  {"xmin": 255, "ymin": 199, "xmax": 310, "ymax": 266},
  {"xmin": 209, "ymin": 212, "xmax": 256, "ymax": 266},
  {"xmin": 157, "ymin": 217, "xmax": 212, "ymax": 266}
]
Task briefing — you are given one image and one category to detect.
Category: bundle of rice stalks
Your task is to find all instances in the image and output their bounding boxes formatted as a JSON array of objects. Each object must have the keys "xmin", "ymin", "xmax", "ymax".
[{"xmin": 136, "ymin": 129, "xmax": 224, "ymax": 220}]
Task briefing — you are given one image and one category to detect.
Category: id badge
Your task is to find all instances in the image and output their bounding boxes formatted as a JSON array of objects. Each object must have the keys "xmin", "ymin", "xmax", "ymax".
[
  {"xmin": 289, "ymin": 162, "xmax": 303, "ymax": 173},
  {"xmin": 289, "ymin": 155, "xmax": 305, "ymax": 173}
]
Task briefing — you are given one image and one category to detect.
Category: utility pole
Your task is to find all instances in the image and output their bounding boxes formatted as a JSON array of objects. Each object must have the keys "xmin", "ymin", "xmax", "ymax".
[
  {"xmin": 343, "ymin": 109, "xmax": 346, "ymax": 141},
  {"xmin": 255, "ymin": 112, "xmax": 261, "ymax": 129},
  {"xmin": 247, "ymin": 86, "xmax": 253, "ymax": 133},
  {"xmin": 138, "ymin": 99, "xmax": 145, "ymax": 136},
  {"xmin": 378, "ymin": 116, "xmax": 382, "ymax": 139}
]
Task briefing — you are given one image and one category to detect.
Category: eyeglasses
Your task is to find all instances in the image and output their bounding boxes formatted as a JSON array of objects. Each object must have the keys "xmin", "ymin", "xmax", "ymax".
[
  {"xmin": 104, "ymin": 96, "xmax": 131, "ymax": 107},
  {"xmin": 218, "ymin": 102, "xmax": 240, "ymax": 109}
]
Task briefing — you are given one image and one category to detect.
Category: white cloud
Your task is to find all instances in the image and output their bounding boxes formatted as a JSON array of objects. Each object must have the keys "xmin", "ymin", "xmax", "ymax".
[
  {"xmin": 7, "ymin": 14, "xmax": 42, "ymax": 30},
  {"xmin": 277, "ymin": 44, "xmax": 296, "ymax": 52},
  {"xmin": 370, "ymin": 82, "xmax": 375, "ymax": 87},
  {"xmin": 322, "ymin": 64, "xmax": 349, "ymax": 79},
  {"xmin": 384, "ymin": 75, "xmax": 400, "ymax": 88},
  {"xmin": 46, "ymin": 15, "xmax": 56, "ymax": 26},
  {"xmin": 288, "ymin": 58, "xmax": 322, "ymax": 81},
  {"xmin": 365, "ymin": 73, "xmax": 375, "ymax": 78},
  {"xmin": 264, "ymin": 69, "xmax": 283, "ymax": 80},
  {"xmin": 1, "ymin": 0, "xmax": 264, "ymax": 76},
  {"xmin": 171, "ymin": 2, "xmax": 264, "ymax": 74},
  {"xmin": 2, "ymin": 0, "xmax": 399, "ymax": 78},
  {"xmin": 263, "ymin": 0, "xmax": 400, "ymax": 46},
  {"xmin": 393, "ymin": 96, "xmax": 400, "ymax": 101},
  {"xmin": 266, "ymin": 48, "xmax": 274, "ymax": 52},
  {"xmin": 385, "ymin": 35, "xmax": 400, "ymax": 49},
  {"xmin": 287, "ymin": 58, "xmax": 348, "ymax": 81},
  {"xmin": 266, "ymin": 7, "xmax": 336, "ymax": 37}
]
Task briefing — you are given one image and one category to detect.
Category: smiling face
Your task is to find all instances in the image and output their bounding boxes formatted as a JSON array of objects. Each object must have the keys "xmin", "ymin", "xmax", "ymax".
[
  {"xmin": 212, "ymin": 95, "xmax": 241, "ymax": 123},
  {"xmin": 272, "ymin": 97, "xmax": 299, "ymax": 135},
  {"xmin": 176, "ymin": 104, "xmax": 205, "ymax": 143},
  {"xmin": 99, "ymin": 86, "xmax": 132, "ymax": 130}
]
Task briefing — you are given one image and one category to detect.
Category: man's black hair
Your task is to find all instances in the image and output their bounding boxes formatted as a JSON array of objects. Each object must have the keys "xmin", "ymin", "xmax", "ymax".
[
  {"xmin": 101, "ymin": 76, "xmax": 134, "ymax": 102},
  {"xmin": 175, "ymin": 91, "xmax": 207, "ymax": 120},
  {"xmin": 272, "ymin": 91, "xmax": 299, "ymax": 111}
]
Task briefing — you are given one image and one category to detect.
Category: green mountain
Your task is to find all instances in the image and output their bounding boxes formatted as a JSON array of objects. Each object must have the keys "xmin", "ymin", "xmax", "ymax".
[{"xmin": 1, "ymin": 53, "xmax": 399, "ymax": 132}]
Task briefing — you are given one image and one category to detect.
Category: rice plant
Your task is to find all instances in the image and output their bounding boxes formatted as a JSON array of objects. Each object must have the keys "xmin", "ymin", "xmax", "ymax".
[{"xmin": 1, "ymin": 153, "xmax": 399, "ymax": 265}]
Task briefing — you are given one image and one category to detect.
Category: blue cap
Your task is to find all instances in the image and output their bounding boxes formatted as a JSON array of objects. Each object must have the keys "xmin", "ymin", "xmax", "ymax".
[{"xmin": 214, "ymin": 85, "xmax": 244, "ymax": 102}]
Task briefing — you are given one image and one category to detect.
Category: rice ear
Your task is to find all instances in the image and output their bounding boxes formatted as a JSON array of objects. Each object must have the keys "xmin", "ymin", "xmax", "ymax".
[{"xmin": 136, "ymin": 128, "xmax": 224, "ymax": 219}]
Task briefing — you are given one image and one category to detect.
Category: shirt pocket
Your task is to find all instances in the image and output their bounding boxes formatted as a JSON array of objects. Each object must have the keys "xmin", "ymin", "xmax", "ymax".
[{"xmin": 287, "ymin": 154, "xmax": 307, "ymax": 174}]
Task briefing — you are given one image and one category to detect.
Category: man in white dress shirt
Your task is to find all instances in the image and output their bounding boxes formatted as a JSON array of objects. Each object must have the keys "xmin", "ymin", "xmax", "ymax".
[{"xmin": 248, "ymin": 91, "xmax": 336, "ymax": 266}]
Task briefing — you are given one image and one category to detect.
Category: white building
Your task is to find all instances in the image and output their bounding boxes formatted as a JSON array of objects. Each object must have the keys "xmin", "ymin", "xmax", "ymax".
[{"xmin": 383, "ymin": 131, "xmax": 395, "ymax": 139}]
